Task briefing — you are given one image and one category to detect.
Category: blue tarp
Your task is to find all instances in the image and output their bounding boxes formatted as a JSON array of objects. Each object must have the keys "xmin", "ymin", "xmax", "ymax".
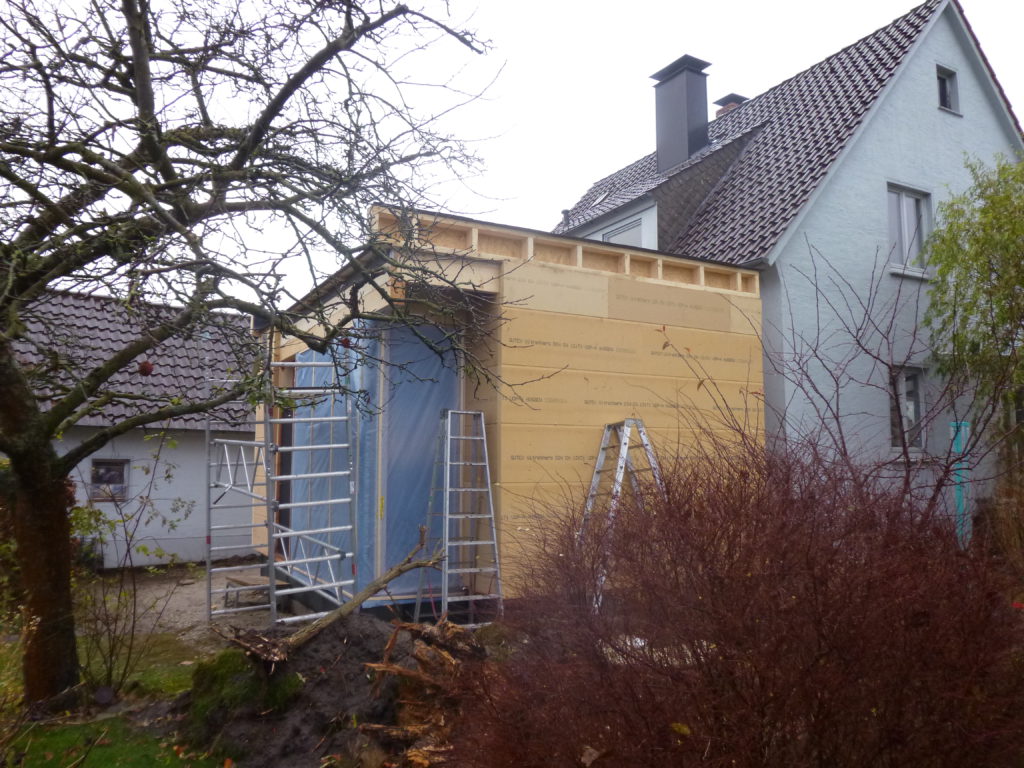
[
  {"xmin": 287, "ymin": 322, "xmax": 457, "ymax": 598},
  {"xmin": 380, "ymin": 325, "xmax": 459, "ymax": 594},
  {"xmin": 289, "ymin": 343, "xmax": 358, "ymax": 591}
]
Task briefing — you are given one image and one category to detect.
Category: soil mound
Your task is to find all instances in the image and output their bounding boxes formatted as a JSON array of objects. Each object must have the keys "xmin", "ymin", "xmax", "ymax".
[{"xmin": 186, "ymin": 612, "xmax": 416, "ymax": 767}]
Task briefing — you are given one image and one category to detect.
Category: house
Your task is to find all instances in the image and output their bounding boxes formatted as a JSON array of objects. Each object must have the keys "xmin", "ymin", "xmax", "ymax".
[
  {"xmin": 16, "ymin": 291, "xmax": 255, "ymax": 568},
  {"xmin": 553, "ymin": 0, "xmax": 1024, "ymax": 493},
  {"xmin": 242, "ymin": 208, "xmax": 763, "ymax": 609}
]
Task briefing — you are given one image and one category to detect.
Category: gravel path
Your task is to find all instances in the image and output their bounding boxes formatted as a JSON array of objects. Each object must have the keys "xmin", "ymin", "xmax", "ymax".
[{"xmin": 132, "ymin": 563, "xmax": 310, "ymax": 651}]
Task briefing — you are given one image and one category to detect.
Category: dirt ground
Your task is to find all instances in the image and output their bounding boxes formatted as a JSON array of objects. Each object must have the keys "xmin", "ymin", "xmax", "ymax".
[
  {"xmin": 133, "ymin": 562, "xmax": 315, "ymax": 651},
  {"xmin": 132, "ymin": 564, "xmax": 458, "ymax": 767}
]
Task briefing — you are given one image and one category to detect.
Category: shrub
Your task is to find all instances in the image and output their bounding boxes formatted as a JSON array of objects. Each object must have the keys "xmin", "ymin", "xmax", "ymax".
[{"xmin": 454, "ymin": 438, "xmax": 1024, "ymax": 767}]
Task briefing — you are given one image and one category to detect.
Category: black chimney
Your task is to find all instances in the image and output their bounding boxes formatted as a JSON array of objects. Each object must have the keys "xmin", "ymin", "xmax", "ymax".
[
  {"xmin": 714, "ymin": 92, "xmax": 749, "ymax": 117},
  {"xmin": 650, "ymin": 54, "xmax": 711, "ymax": 174}
]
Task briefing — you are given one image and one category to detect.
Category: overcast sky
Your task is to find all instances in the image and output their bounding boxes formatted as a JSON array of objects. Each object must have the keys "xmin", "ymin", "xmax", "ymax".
[{"xmin": 435, "ymin": 0, "xmax": 1022, "ymax": 233}]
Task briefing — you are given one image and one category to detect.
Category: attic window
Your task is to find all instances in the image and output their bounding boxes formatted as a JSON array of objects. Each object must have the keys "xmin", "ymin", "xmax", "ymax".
[
  {"xmin": 589, "ymin": 191, "xmax": 610, "ymax": 208},
  {"xmin": 937, "ymin": 66, "xmax": 959, "ymax": 112}
]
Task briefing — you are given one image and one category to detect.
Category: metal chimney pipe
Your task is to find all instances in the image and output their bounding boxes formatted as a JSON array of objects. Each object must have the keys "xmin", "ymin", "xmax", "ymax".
[{"xmin": 650, "ymin": 54, "xmax": 711, "ymax": 174}]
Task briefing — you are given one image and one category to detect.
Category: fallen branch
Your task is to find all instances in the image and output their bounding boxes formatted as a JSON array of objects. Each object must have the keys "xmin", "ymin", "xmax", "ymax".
[{"xmin": 285, "ymin": 535, "xmax": 442, "ymax": 653}]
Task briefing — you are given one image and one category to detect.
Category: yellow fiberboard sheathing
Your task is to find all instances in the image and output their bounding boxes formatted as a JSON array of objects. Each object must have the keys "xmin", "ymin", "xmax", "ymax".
[
  {"xmin": 606, "ymin": 276, "xmax": 760, "ymax": 334},
  {"xmin": 263, "ymin": 208, "xmax": 764, "ymax": 598},
  {"xmin": 501, "ymin": 309, "xmax": 762, "ymax": 383}
]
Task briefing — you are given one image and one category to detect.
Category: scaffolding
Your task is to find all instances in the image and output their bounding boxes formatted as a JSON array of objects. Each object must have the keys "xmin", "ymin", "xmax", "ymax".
[{"xmin": 205, "ymin": 355, "xmax": 356, "ymax": 624}]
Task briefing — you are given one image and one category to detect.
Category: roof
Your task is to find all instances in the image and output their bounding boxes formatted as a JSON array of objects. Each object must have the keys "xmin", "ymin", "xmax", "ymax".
[
  {"xmin": 15, "ymin": 291, "xmax": 256, "ymax": 432},
  {"xmin": 554, "ymin": 0, "xmax": 948, "ymax": 265}
]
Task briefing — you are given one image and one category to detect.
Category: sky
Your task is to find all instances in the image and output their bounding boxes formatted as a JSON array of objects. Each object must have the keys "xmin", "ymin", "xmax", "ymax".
[{"xmin": 433, "ymin": 0, "xmax": 1023, "ymax": 233}]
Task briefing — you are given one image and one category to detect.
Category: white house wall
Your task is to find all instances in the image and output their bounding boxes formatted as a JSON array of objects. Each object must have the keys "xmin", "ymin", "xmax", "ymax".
[
  {"xmin": 765, "ymin": 4, "xmax": 1023, "ymax": 463},
  {"xmin": 62, "ymin": 426, "xmax": 254, "ymax": 568},
  {"xmin": 574, "ymin": 201, "xmax": 658, "ymax": 249}
]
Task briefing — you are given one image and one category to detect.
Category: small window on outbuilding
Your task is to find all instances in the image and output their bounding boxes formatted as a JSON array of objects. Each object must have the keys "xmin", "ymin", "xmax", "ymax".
[
  {"xmin": 89, "ymin": 459, "xmax": 129, "ymax": 501},
  {"xmin": 937, "ymin": 66, "xmax": 959, "ymax": 112}
]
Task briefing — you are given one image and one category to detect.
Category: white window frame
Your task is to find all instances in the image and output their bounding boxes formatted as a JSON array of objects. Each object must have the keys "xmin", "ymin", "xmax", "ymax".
[
  {"xmin": 887, "ymin": 186, "xmax": 929, "ymax": 269},
  {"xmin": 89, "ymin": 458, "xmax": 129, "ymax": 502},
  {"xmin": 890, "ymin": 367, "xmax": 925, "ymax": 451},
  {"xmin": 936, "ymin": 65, "xmax": 959, "ymax": 113},
  {"xmin": 602, "ymin": 218, "xmax": 643, "ymax": 247}
]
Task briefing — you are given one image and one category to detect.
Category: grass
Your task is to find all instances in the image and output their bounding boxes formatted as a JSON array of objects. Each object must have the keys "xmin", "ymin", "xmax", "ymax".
[
  {"xmin": 83, "ymin": 632, "xmax": 199, "ymax": 698},
  {"xmin": 1, "ymin": 628, "xmax": 222, "ymax": 768},
  {"xmin": 0, "ymin": 627, "xmax": 21, "ymax": 710},
  {"xmin": 6, "ymin": 716, "xmax": 223, "ymax": 767}
]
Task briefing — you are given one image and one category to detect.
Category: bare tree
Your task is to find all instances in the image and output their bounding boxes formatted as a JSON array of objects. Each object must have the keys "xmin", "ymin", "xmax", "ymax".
[
  {"xmin": 0, "ymin": 0, "xmax": 494, "ymax": 704},
  {"xmin": 764, "ymin": 241, "xmax": 1012, "ymax": 523}
]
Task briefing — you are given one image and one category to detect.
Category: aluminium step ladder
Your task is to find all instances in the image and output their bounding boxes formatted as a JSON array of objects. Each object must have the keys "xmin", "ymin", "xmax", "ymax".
[
  {"xmin": 578, "ymin": 418, "xmax": 663, "ymax": 609},
  {"xmin": 415, "ymin": 410, "xmax": 503, "ymax": 627}
]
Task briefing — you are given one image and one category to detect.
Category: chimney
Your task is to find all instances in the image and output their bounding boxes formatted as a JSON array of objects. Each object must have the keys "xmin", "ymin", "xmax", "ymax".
[
  {"xmin": 650, "ymin": 54, "xmax": 711, "ymax": 174},
  {"xmin": 714, "ymin": 93, "xmax": 749, "ymax": 117}
]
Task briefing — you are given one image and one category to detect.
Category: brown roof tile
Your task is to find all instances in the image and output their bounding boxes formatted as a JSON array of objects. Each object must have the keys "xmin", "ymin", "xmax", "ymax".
[{"xmin": 15, "ymin": 291, "xmax": 255, "ymax": 431}]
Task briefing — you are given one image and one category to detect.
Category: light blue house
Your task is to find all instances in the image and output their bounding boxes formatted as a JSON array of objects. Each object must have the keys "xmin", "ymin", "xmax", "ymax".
[{"xmin": 555, "ymin": 0, "xmax": 1023, "ymax": 513}]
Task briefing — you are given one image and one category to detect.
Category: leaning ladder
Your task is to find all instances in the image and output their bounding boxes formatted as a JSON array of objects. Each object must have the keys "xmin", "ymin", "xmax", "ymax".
[
  {"xmin": 579, "ymin": 418, "xmax": 662, "ymax": 608},
  {"xmin": 415, "ymin": 410, "xmax": 503, "ymax": 627}
]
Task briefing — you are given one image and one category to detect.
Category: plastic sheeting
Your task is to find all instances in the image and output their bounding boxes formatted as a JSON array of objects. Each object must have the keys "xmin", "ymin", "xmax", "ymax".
[
  {"xmin": 287, "ymin": 344, "xmax": 358, "ymax": 593},
  {"xmin": 286, "ymin": 322, "xmax": 457, "ymax": 600},
  {"xmin": 380, "ymin": 325, "xmax": 459, "ymax": 594}
]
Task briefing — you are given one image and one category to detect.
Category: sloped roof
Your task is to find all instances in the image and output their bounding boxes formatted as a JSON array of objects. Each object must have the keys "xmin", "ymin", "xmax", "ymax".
[
  {"xmin": 15, "ymin": 291, "xmax": 255, "ymax": 432},
  {"xmin": 555, "ymin": 0, "xmax": 944, "ymax": 265}
]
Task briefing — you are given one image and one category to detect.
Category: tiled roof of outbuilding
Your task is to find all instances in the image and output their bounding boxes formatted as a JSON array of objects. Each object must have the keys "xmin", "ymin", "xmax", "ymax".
[
  {"xmin": 15, "ymin": 291, "xmax": 255, "ymax": 432},
  {"xmin": 554, "ymin": 0, "xmax": 943, "ymax": 265}
]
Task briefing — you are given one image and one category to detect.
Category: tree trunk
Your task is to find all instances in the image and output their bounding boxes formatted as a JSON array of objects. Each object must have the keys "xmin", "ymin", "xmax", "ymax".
[{"xmin": 9, "ymin": 462, "xmax": 79, "ymax": 703}]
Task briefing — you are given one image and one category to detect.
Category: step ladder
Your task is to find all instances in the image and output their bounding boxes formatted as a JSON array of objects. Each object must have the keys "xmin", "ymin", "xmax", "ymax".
[
  {"xmin": 415, "ymin": 410, "xmax": 503, "ymax": 627},
  {"xmin": 578, "ymin": 418, "xmax": 662, "ymax": 609}
]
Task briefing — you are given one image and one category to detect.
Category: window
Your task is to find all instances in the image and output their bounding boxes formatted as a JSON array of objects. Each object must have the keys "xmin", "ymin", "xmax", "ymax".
[
  {"xmin": 603, "ymin": 218, "xmax": 642, "ymax": 247},
  {"xmin": 936, "ymin": 66, "xmax": 959, "ymax": 112},
  {"xmin": 887, "ymin": 186, "xmax": 929, "ymax": 267},
  {"xmin": 890, "ymin": 368, "xmax": 924, "ymax": 450},
  {"xmin": 89, "ymin": 459, "xmax": 129, "ymax": 501}
]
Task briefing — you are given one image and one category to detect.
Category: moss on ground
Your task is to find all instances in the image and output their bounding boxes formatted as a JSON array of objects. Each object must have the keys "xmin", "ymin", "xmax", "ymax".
[{"xmin": 186, "ymin": 648, "xmax": 303, "ymax": 750}]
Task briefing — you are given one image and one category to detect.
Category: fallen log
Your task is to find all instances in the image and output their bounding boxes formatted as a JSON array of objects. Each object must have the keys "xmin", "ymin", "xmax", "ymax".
[
  {"xmin": 220, "ymin": 531, "xmax": 442, "ymax": 662},
  {"xmin": 286, "ymin": 538, "xmax": 443, "ymax": 653}
]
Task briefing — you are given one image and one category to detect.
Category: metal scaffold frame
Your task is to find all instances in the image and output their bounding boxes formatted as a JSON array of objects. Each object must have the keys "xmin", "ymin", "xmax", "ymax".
[{"xmin": 205, "ymin": 349, "xmax": 356, "ymax": 625}]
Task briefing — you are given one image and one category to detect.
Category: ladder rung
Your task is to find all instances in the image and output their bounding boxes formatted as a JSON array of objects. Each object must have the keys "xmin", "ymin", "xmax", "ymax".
[
  {"xmin": 450, "ymin": 461, "xmax": 488, "ymax": 467},
  {"xmin": 447, "ymin": 539, "xmax": 495, "ymax": 546},
  {"xmin": 448, "ymin": 566, "xmax": 498, "ymax": 575},
  {"xmin": 444, "ymin": 593, "xmax": 501, "ymax": 602},
  {"xmin": 449, "ymin": 513, "xmax": 494, "ymax": 519},
  {"xmin": 210, "ymin": 604, "xmax": 271, "ymax": 616}
]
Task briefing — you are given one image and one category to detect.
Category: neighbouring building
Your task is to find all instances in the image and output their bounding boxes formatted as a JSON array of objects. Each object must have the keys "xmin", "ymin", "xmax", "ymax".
[
  {"xmin": 17, "ymin": 291, "xmax": 255, "ymax": 567},
  {"xmin": 554, "ymin": 0, "xmax": 1023, "ymax": 513}
]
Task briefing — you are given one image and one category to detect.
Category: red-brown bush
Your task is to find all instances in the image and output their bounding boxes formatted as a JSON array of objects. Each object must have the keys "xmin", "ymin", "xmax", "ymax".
[{"xmin": 453, "ymin": 440, "xmax": 1024, "ymax": 767}]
